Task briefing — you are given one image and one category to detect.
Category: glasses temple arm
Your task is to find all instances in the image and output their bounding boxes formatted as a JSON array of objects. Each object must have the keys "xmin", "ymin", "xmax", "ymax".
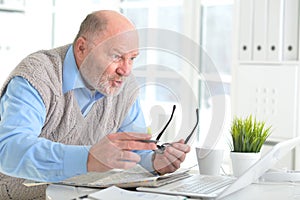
[
  {"xmin": 184, "ymin": 108, "xmax": 199, "ymax": 144},
  {"xmin": 155, "ymin": 105, "xmax": 176, "ymax": 141}
]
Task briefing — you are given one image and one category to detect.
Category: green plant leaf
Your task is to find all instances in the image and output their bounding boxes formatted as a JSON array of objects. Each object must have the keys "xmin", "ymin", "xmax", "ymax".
[{"xmin": 230, "ymin": 115, "xmax": 272, "ymax": 153}]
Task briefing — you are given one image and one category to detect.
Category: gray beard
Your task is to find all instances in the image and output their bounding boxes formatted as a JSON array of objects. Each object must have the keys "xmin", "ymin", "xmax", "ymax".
[{"xmin": 96, "ymin": 75, "xmax": 126, "ymax": 97}]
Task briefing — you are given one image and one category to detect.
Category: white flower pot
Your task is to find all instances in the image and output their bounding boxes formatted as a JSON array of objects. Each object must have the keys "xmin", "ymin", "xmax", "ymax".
[{"xmin": 230, "ymin": 152, "xmax": 261, "ymax": 177}]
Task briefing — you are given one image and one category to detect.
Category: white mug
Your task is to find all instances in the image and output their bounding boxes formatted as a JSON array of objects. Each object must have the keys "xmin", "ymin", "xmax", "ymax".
[{"xmin": 196, "ymin": 147, "xmax": 224, "ymax": 176}]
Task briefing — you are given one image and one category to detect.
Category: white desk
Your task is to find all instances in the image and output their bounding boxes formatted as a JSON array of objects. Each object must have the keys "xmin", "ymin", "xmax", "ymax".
[
  {"xmin": 46, "ymin": 181, "xmax": 300, "ymax": 200},
  {"xmin": 221, "ymin": 182, "xmax": 300, "ymax": 200},
  {"xmin": 46, "ymin": 184, "xmax": 98, "ymax": 200}
]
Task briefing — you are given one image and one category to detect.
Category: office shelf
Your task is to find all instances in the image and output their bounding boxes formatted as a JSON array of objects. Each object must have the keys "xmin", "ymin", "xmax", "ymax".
[
  {"xmin": 231, "ymin": 0, "xmax": 300, "ymax": 170},
  {"xmin": 0, "ymin": 4, "xmax": 25, "ymax": 13}
]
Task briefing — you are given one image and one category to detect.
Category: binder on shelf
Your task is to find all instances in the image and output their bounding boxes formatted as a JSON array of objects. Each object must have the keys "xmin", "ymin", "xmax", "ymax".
[
  {"xmin": 267, "ymin": 0, "xmax": 284, "ymax": 61},
  {"xmin": 252, "ymin": 0, "xmax": 268, "ymax": 61},
  {"xmin": 238, "ymin": 0, "xmax": 253, "ymax": 61},
  {"xmin": 282, "ymin": 0, "xmax": 299, "ymax": 61}
]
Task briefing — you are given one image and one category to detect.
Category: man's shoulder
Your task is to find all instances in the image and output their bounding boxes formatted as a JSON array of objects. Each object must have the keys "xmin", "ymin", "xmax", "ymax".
[
  {"xmin": 26, "ymin": 44, "xmax": 70, "ymax": 64},
  {"xmin": 13, "ymin": 45, "xmax": 70, "ymax": 76}
]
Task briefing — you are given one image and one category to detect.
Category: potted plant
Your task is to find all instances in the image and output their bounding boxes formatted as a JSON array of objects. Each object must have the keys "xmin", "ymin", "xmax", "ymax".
[{"xmin": 229, "ymin": 115, "xmax": 272, "ymax": 177}]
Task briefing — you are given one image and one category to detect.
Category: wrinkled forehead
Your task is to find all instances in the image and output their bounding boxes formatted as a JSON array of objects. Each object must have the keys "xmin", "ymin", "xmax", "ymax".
[
  {"xmin": 79, "ymin": 30, "xmax": 139, "ymax": 75},
  {"xmin": 93, "ymin": 30, "xmax": 139, "ymax": 54}
]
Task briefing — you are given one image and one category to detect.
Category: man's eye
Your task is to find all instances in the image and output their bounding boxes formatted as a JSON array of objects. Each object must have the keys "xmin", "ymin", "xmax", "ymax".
[{"xmin": 112, "ymin": 54, "xmax": 121, "ymax": 61}]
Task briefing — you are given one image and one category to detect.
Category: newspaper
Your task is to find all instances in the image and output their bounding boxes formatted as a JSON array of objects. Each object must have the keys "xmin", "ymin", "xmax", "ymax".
[
  {"xmin": 59, "ymin": 165, "xmax": 191, "ymax": 188},
  {"xmin": 24, "ymin": 165, "xmax": 192, "ymax": 188}
]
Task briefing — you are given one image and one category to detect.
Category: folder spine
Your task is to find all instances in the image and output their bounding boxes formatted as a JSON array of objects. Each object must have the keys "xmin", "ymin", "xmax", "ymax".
[
  {"xmin": 252, "ymin": 0, "xmax": 268, "ymax": 61},
  {"xmin": 267, "ymin": 0, "xmax": 284, "ymax": 61},
  {"xmin": 282, "ymin": 0, "xmax": 299, "ymax": 61},
  {"xmin": 238, "ymin": 0, "xmax": 254, "ymax": 61}
]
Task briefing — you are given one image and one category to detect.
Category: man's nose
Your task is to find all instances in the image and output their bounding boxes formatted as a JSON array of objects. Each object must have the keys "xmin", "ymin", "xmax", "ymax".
[{"xmin": 116, "ymin": 59, "xmax": 132, "ymax": 76}]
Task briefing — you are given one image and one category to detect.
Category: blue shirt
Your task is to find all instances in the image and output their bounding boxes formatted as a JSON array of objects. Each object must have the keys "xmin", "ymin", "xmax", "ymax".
[{"xmin": 0, "ymin": 46, "xmax": 154, "ymax": 182}]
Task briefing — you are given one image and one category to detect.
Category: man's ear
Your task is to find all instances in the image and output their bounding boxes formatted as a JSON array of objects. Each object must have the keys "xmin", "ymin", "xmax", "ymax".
[{"xmin": 74, "ymin": 37, "xmax": 88, "ymax": 66}]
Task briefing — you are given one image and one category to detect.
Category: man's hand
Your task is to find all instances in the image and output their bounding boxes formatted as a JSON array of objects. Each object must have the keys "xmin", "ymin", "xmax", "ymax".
[
  {"xmin": 87, "ymin": 132, "xmax": 156, "ymax": 172},
  {"xmin": 153, "ymin": 139, "xmax": 190, "ymax": 175}
]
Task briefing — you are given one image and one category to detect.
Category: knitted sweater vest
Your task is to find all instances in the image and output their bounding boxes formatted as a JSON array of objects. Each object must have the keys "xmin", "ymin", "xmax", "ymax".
[{"xmin": 0, "ymin": 45, "xmax": 139, "ymax": 199}]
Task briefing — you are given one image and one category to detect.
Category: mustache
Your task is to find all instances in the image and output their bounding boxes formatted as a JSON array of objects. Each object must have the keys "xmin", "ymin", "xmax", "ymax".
[
  {"xmin": 107, "ymin": 74, "xmax": 126, "ymax": 82},
  {"xmin": 97, "ymin": 73, "xmax": 127, "ymax": 89}
]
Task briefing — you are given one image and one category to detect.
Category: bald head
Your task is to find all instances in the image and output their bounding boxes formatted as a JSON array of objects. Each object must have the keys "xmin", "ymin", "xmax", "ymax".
[
  {"xmin": 97, "ymin": 10, "xmax": 135, "ymax": 33},
  {"xmin": 74, "ymin": 10, "xmax": 135, "ymax": 45},
  {"xmin": 73, "ymin": 10, "xmax": 138, "ymax": 69},
  {"xmin": 73, "ymin": 10, "xmax": 139, "ymax": 97}
]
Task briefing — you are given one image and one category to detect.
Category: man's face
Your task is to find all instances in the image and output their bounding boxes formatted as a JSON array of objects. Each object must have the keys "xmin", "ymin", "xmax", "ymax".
[{"xmin": 79, "ymin": 31, "xmax": 139, "ymax": 96}]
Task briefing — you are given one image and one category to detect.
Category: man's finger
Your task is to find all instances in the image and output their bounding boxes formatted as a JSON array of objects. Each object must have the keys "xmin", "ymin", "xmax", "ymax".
[
  {"xmin": 118, "ymin": 150, "xmax": 141, "ymax": 163},
  {"xmin": 163, "ymin": 150, "xmax": 180, "ymax": 166},
  {"xmin": 166, "ymin": 146, "xmax": 186, "ymax": 161},
  {"xmin": 114, "ymin": 160, "xmax": 138, "ymax": 170},
  {"xmin": 116, "ymin": 140, "xmax": 157, "ymax": 150},
  {"xmin": 161, "ymin": 151, "xmax": 182, "ymax": 169},
  {"xmin": 171, "ymin": 142, "xmax": 191, "ymax": 153},
  {"xmin": 108, "ymin": 132, "xmax": 152, "ymax": 141}
]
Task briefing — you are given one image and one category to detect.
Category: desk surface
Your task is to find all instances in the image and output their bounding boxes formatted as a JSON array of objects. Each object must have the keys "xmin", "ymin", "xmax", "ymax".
[{"xmin": 46, "ymin": 182, "xmax": 300, "ymax": 200}]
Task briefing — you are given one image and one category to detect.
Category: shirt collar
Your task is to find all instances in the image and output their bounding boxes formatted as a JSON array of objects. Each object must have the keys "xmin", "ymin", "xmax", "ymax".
[
  {"xmin": 62, "ymin": 45, "xmax": 104, "ymax": 99},
  {"xmin": 62, "ymin": 45, "xmax": 86, "ymax": 94}
]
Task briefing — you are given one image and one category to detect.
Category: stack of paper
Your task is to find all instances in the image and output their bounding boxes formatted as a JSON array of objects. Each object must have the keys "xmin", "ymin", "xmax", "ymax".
[
  {"xmin": 88, "ymin": 186, "xmax": 187, "ymax": 200},
  {"xmin": 59, "ymin": 165, "xmax": 191, "ymax": 188}
]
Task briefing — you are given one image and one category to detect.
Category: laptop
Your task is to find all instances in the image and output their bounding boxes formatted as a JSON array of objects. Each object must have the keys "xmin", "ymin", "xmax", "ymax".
[{"xmin": 137, "ymin": 136, "xmax": 300, "ymax": 199}]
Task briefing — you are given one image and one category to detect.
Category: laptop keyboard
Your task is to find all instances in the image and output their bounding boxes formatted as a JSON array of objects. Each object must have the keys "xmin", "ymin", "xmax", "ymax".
[{"xmin": 170, "ymin": 175, "xmax": 234, "ymax": 194}]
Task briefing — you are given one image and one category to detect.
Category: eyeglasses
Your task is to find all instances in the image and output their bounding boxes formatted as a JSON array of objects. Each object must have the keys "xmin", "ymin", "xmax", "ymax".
[{"xmin": 140, "ymin": 105, "xmax": 199, "ymax": 154}]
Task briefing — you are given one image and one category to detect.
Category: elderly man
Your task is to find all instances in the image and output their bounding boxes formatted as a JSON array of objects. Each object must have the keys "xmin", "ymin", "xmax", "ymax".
[{"xmin": 0, "ymin": 10, "xmax": 190, "ymax": 199}]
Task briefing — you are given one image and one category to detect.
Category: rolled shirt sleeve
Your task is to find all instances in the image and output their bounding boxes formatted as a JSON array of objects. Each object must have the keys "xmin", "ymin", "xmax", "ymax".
[
  {"xmin": 0, "ymin": 77, "xmax": 88, "ymax": 182},
  {"xmin": 0, "ymin": 75, "xmax": 154, "ymax": 182}
]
